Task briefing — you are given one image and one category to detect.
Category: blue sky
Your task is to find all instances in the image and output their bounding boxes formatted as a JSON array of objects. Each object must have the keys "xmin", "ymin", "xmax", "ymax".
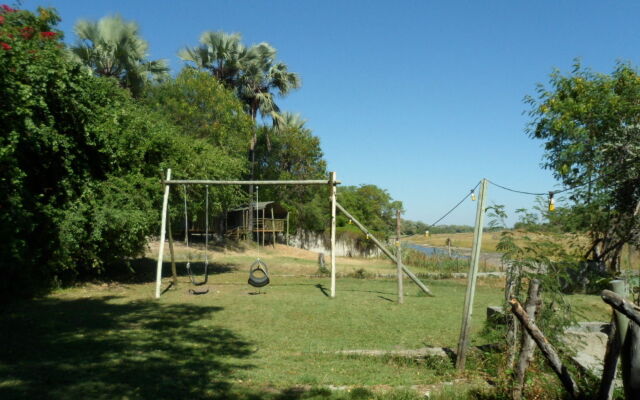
[{"xmin": 27, "ymin": 0, "xmax": 640, "ymax": 226}]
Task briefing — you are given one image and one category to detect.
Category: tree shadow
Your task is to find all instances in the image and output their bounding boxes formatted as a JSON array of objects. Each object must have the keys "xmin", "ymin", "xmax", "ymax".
[
  {"xmin": 115, "ymin": 258, "xmax": 237, "ymax": 284},
  {"xmin": 180, "ymin": 237, "xmax": 250, "ymax": 254},
  {"xmin": 0, "ymin": 296, "xmax": 254, "ymax": 399}
]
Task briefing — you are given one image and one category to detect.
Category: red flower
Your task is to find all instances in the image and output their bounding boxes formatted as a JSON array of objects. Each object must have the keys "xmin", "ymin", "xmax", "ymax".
[
  {"xmin": 0, "ymin": 15, "xmax": 5, "ymax": 24},
  {"xmin": 1, "ymin": 42, "xmax": 11, "ymax": 50},
  {"xmin": 20, "ymin": 26, "xmax": 34, "ymax": 39},
  {"xmin": 1, "ymin": 5, "xmax": 15, "ymax": 12},
  {"xmin": 40, "ymin": 31, "xmax": 56, "ymax": 38}
]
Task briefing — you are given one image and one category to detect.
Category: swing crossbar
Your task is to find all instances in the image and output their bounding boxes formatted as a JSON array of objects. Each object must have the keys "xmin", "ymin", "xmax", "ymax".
[{"xmin": 164, "ymin": 179, "xmax": 340, "ymax": 185}]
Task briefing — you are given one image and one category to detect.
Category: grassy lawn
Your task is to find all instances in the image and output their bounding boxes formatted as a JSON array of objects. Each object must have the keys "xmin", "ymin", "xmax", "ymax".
[{"xmin": 0, "ymin": 244, "xmax": 612, "ymax": 399}]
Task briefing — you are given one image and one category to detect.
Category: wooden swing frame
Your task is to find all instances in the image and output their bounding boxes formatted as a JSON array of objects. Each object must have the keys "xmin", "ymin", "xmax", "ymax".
[{"xmin": 155, "ymin": 169, "xmax": 341, "ymax": 298}]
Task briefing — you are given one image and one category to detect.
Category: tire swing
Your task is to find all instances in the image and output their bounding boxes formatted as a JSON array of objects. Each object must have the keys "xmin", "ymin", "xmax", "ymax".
[
  {"xmin": 184, "ymin": 184, "xmax": 209, "ymax": 295},
  {"xmin": 248, "ymin": 186, "xmax": 270, "ymax": 291},
  {"xmin": 248, "ymin": 259, "xmax": 270, "ymax": 288}
]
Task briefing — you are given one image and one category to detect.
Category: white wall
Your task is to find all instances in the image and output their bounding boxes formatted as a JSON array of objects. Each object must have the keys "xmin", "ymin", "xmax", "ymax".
[{"xmin": 288, "ymin": 230, "xmax": 384, "ymax": 258}]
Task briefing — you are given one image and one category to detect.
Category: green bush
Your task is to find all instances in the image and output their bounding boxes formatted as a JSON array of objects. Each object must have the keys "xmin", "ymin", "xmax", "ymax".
[{"xmin": 0, "ymin": 6, "xmax": 247, "ymax": 300}]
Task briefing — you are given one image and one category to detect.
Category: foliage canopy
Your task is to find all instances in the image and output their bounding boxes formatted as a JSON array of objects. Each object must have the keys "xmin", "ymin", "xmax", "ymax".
[{"xmin": 526, "ymin": 61, "xmax": 640, "ymax": 270}]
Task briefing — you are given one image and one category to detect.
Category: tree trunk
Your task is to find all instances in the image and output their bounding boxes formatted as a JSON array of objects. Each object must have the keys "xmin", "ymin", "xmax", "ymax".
[
  {"xmin": 513, "ymin": 279, "xmax": 541, "ymax": 400},
  {"xmin": 247, "ymin": 128, "xmax": 257, "ymax": 239}
]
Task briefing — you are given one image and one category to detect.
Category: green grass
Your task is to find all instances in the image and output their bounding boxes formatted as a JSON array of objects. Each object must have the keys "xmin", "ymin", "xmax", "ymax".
[{"xmin": 0, "ymin": 247, "xmax": 612, "ymax": 399}]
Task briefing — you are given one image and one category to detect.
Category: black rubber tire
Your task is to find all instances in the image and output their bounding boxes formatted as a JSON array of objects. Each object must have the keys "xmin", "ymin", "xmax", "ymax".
[{"xmin": 248, "ymin": 259, "xmax": 270, "ymax": 288}]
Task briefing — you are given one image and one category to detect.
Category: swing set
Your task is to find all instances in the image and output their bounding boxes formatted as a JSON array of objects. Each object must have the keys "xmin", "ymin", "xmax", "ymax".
[
  {"xmin": 155, "ymin": 169, "xmax": 433, "ymax": 300},
  {"xmin": 155, "ymin": 169, "xmax": 342, "ymax": 298}
]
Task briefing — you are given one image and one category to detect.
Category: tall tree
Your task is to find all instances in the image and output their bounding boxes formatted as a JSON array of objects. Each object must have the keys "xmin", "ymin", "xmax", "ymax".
[
  {"xmin": 525, "ymin": 61, "xmax": 640, "ymax": 271},
  {"xmin": 144, "ymin": 69, "xmax": 253, "ymax": 157},
  {"xmin": 180, "ymin": 31, "xmax": 301, "ymax": 233},
  {"xmin": 178, "ymin": 31, "xmax": 245, "ymax": 87},
  {"xmin": 71, "ymin": 14, "xmax": 168, "ymax": 97},
  {"xmin": 239, "ymin": 44, "xmax": 301, "ymax": 234}
]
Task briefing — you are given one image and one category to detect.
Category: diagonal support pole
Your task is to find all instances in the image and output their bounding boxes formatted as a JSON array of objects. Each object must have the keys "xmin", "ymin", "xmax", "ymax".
[{"xmin": 335, "ymin": 202, "xmax": 434, "ymax": 296}]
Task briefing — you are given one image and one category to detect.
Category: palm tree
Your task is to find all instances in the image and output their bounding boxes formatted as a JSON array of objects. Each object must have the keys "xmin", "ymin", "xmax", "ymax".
[
  {"xmin": 234, "ymin": 41, "xmax": 301, "ymax": 166},
  {"xmin": 71, "ymin": 15, "xmax": 169, "ymax": 97},
  {"xmin": 274, "ymin": 112, "xmax": 308, "ymax": 133},
  {"xmin": 237, "ymin": 47, "xmax": 301, "ymax": 235},
  {"xmin": 180, "ymin": 31, "xmax": 301, "ymax": 235},
  {"xmin": 180, "ymin": 31, "xmax": 301, "ymax": 126},
  {"xmin": 179, "ymin": 31, "xmax": 246, "ymax": 87}
]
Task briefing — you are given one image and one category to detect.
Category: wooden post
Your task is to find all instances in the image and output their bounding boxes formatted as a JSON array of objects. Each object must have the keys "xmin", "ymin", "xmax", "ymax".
[
  {"xmin": 597, "ymin": 281, "xmax": 631, "ymax": 400},
  {"xmin": 621, "ymin": 321, "xmax": 640, "ymax": 399},
  {"xmin": 456, "ymin": 178, "xmax": 488, "ymax": 370},
  {"xmin": 262, "ymin": 207, "xmax": 266, "ymax": 247},
  {"xmin": 330, "ymin": 172, "xmax": 337, "ymax": 298},
  {"xmin": 271, "ymin": 206, "xmax": 276, "ymax": 248},
  {"xmin": 335, "ymin": 201, "xmax": 433, "ymax": 296},
  {"xmin": 286, "ymin": 212, "xmax": 290, "ymax": 246},
  {"xmin": 447, "ymin": 238, "xmax": 452, "ymax": 258},
  {"xmin": 396, "ymin": 209, "xmax": 404, "ymax": 304},
  {"xmin": 505, "ymin": 262, "xmax": 522, "ymax": 369},
  {"xmin": 608, "ymin": 282, "xmax": 631, "ymax": 341},
  {"xmin": 602, "ymin": 288, "xmax": 640, "ymax": 326},
  {"xmin": 509, "ymin": 298, "xmax": 582, "ymax": 400},
  {"xmin": 597, "ymin": 315, "xmax": 620, "ymax": 400},
  {"xmin": 513, "ymin": 278, "xmax": 541, "ymax": 400},
  {"xmin": 167, "ymin": 208, "xmax": 178, "ymax": 287},
  {"xmin": 601, "ymin": 286, "xmax": 640, "ymax": 400},
  {"xmin": 155, "ymin": 168, "xmax": 171, "ymax": 299}
]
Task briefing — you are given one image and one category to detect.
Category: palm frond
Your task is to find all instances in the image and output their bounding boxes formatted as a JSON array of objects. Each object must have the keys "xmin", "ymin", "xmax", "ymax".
[{"xmin": 70, "ymin": 14, "xmax": 166, "ymax": 97}]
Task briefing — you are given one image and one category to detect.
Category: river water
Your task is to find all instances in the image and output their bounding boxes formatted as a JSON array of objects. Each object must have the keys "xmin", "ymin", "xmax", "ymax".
[{"xmin": 403, "ymin": 242, "xmax": 469, "ymax": 259}]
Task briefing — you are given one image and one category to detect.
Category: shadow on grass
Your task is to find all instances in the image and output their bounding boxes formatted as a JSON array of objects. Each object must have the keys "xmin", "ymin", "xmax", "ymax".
[
  {"xmin": 314, "ymin": 283, "xmax": 330, "ymax": 297},
  {"xmin": 0, "ymin": 296, "xmax": 254, "ymax": 399},
  {"xmin": 111, "ymin": 258, "xmax": 237, "ymax": 284},
  {"xmin": 186, "ymin": 236, "xmax": 249, "ymax": 254}
]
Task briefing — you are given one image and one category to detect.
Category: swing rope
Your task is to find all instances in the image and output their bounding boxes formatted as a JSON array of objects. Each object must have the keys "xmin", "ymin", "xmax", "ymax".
[
  {"xmin": 185, "ymin": 184, "xmax": 209, "ymax": 287},
  {"xmin": 184, "ymin": 185, "xmax": 193, "ymax": 280},
  {"xmin": 248, "ymin": 185, "xmax": 270, "ymax": 288}
]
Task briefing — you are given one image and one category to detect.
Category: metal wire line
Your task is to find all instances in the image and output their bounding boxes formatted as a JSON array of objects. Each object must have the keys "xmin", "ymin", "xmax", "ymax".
[
  {"xmin": 426, "ymin": 182, "xmax": 481, "ymax": 228},
  {"xmin": 422, "ymin": 173, "xmax": 609, "ymax": 231},
  {"xmin": 487, "ymin": 174, "xmax": 605, "ymax": 197},
  {"xmin": 487, "ymin": 180, "xmax": 547, "ymax": 196}
]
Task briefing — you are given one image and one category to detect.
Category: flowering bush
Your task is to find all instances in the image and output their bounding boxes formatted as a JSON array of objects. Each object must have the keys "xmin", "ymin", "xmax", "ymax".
[{"xmin": 0, "ymin": 5, "xmax": 61, "ymax": 54}]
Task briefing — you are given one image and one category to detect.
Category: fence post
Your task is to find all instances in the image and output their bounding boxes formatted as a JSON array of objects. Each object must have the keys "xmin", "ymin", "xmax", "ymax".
[
  {"xmin": 271, "ymin": 207, "xmax": 276, "ymax": 247},
  {"xmin": 397, "ymin": 209, "xmax": 404, "ymax": 304}
]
